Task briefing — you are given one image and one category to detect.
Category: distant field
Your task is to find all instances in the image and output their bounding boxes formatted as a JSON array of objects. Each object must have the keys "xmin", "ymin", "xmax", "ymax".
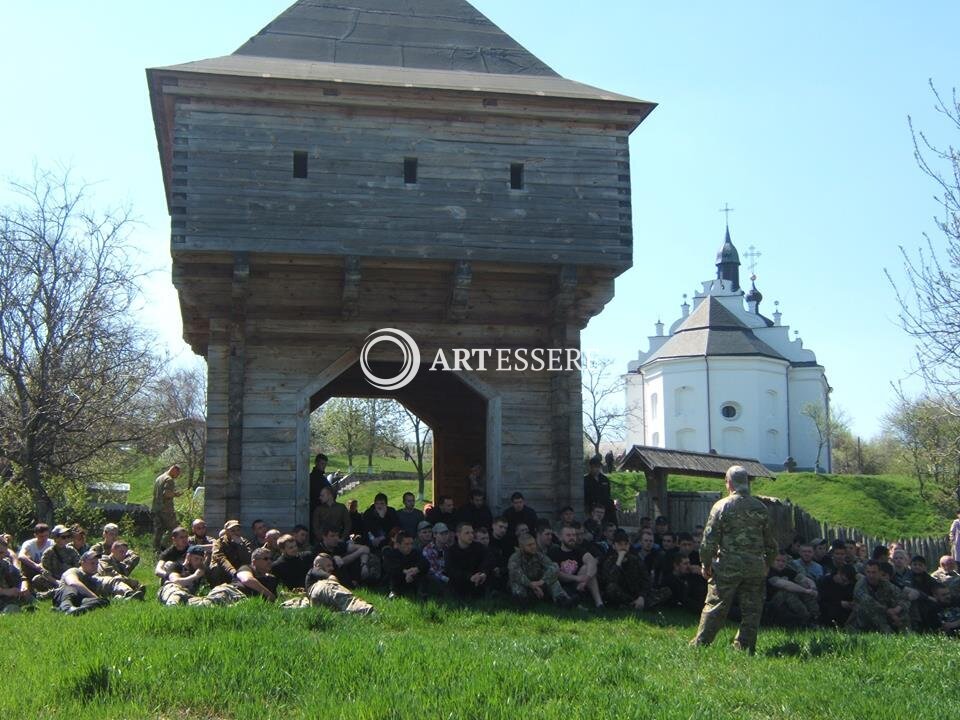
[
  {"xmin": 324, "ymin": 453, "xmax": 427, "ymax": 474},
  {"xmin": 611, "ymin": 471, "xmax": 951, "ymax": 539},
  {"xmin": 338, "ymin": 479, "xmax": 434, "ymax": 510}
]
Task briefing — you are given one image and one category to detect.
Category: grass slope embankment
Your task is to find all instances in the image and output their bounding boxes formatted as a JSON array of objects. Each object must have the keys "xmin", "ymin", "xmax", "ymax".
[
  {"xmin": 611, "ymin": 471, "xmax": 950, "ymax": 540},
  {"xmin": 338, "ymin": 479, "xmax": 434, "ymax": 511}
]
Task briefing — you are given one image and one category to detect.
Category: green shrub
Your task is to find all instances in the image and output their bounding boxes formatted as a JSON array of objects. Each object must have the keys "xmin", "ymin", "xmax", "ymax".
[{"xmin": 0, "ymin": 479, "xmax": 35, "ymax": 536}]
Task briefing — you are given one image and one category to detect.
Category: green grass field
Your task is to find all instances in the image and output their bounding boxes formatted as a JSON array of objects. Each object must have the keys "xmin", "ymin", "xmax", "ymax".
[
  {"xmin": 339, "ymin": 479, "xmax": 434, "ymax": 510},
  {"xmin": 2, "ymin": 574, "xmax": 957, "ymax": 720},
  {"xmin": 635, "ymin": 472, "xmax": 950, "ymax": 539}
]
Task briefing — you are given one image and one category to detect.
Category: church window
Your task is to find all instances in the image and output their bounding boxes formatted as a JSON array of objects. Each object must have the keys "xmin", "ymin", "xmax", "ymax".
[
  {"xmin": 675, "ymin": 386, "xmax": 692, "ymax": 416},
  {"xmin": 404, "ymin": 157, "xmax": 418, "ymax": 185},
  {"xmin": 765, "ymin": 429, "xmax": 779, "ymax": 459},
  {"xmin": 720, "ymin": 402, "xmax": 740, "ymax": 421},
  {"xmin": 722, "ymin": 427, "xmax": 744, "ymax": 455},
  {"xmin": 651, "ymin": 432, "xmax": 660, "ymax": 446},
  {"xmin": 766, "ymin": 390, "xmax": 778, "ymax": 418},
  {"xmin": 676, "ymin": 428, "xmax": 695, "ymax": 450},
  {"xmin": 650, "ymin": 393, "xmax": 658, "ymax": 420},
  {"xmin": 292, "ymin": 151, "xmax": 308, "ymax": 179},
  {"xmin": 510, "ymin": 163, "xmax": 524, "ymax": 190}
]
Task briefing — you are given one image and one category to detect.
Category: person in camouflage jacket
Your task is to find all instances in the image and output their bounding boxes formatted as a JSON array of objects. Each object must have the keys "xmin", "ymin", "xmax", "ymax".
[{"xmin": 691, "ymin": 465, "xmax": 778, "ymax": 653}]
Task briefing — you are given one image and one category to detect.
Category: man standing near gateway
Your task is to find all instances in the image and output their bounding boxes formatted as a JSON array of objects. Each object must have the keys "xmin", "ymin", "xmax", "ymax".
[
  {"xmin": 152, "ymin": 464, "xmax": 182, "ymax": 551},
  {"xmin": 691, "ymin": 465, "xmax": 777, "ymax": 653}
]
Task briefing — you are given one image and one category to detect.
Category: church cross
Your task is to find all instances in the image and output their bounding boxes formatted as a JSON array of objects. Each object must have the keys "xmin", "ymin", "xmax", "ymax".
[
  {"xmin": 718, "ymin": 203, "xmax": 734, "ymax": 225},
  {"xmin": 744, "ymin": 245, "xmax": 762, "ymax": 276}
]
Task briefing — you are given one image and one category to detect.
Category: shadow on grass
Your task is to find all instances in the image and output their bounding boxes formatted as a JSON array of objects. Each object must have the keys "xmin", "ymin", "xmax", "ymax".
[{"xmin": 763, "ymin": 633, "xmax": 868, "ymax": 659}]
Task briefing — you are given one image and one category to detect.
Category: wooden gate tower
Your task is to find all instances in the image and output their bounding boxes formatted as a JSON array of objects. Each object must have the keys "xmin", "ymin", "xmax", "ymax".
[{"xmin": 147, "ymin": 0, "xmax": 655, "ymax": 529}]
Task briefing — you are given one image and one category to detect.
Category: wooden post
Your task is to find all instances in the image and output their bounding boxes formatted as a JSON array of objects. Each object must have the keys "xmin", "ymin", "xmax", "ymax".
[{"xmin": 225, "ymin": 252, "xmax": 249, "ymax": 521}]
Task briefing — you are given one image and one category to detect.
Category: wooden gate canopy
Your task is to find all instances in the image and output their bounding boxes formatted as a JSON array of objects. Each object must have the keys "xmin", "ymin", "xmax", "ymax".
[
  {"xmin": 617, "ymin": 445, "xmax": 775, "ymax": 480},
  {"xmin": 618, "ymin": 445, "xmax": 774, "ymax": 521}
]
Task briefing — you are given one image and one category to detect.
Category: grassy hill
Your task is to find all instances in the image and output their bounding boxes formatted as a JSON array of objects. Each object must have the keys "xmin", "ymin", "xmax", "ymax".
[
  {"xmin": 611, "ymin": 471, "xmax": 952, "ymax": 540},
  {"xmin": 339, "ymin": 479, "xmax": 434, "ymax": 510}
]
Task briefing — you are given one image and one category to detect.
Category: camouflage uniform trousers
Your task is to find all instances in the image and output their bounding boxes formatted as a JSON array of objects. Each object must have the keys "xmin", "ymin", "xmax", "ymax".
[
  {"xmin": 692, "ymin": 572, "xmax": 766, "ymax": 652},
  {"xmin": 846, "ymin": 603, "xmax": 905, "ymax": 634},
  {"xmin": 202, "ymin": 583, "xmax": 248, "ymax": 606},
  {"xmin": 766, "ymin": 589, "xmax": 820, "ymax": 626},
  {"xmin": 152, "ymin": 511, "xmax": 178, "ymax": 552},
  {"xmin": 157, "ymin": 582, "xmax": 212, "ymax": 607},
  {"xmin": 308, "ymin": 577, "xmax": 374, "ymax": 615},
  {"xmin": 510, "ymin": 578, "xmax": 569, "ymax": 603}
]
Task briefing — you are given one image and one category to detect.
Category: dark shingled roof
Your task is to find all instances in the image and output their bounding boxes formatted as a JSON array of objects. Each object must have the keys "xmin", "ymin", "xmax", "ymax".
[
  {"xmin": 642, "ymin": 297, "xmax": 788, "ymax": 364},
  {"xmin": 234, "ymin": 0, "xmax": 558, "ymax": 76},
  {"xmin": 617, "ymin": 445, "xmax": 775, "ymax": 479}
]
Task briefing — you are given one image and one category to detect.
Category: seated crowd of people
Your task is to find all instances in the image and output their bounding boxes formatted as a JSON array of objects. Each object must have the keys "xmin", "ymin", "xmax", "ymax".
[{"xmin": 2, "ymin": 490, "xmax": 959, "ymax": 637}]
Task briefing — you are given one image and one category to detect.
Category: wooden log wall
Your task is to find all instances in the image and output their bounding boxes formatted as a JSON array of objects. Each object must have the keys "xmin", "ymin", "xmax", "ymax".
[{"xmin": 170, "ymin": 98, "xmax": 633, "ymax": 268}]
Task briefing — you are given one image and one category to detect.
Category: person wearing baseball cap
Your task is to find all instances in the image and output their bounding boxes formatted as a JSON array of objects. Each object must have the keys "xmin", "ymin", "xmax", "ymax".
[{"xmin": 37, "ymin": 525, "xmax": 80, "ymax": 591}]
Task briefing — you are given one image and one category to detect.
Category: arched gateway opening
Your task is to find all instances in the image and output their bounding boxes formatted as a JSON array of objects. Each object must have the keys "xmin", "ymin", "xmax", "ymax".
[{"xmin": 295, "ymin": 351, "xmax": 501, "ymax": 527}]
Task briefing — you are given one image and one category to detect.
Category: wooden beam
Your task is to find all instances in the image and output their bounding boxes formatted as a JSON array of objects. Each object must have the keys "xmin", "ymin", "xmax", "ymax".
[
  {"xmin": 225, "ymin": 252, "xmax": 249, "ymax": 520},
  {"xmin": 447, "ymin": 260, "xmax": 472, "ymax": 321},
  {"xmin": 553, "ymin": 265, "xmax": 578, "ymax": 322},
  {"xmin": 341, "ymin": 256, "xmax": 361, "ymax": 319}
]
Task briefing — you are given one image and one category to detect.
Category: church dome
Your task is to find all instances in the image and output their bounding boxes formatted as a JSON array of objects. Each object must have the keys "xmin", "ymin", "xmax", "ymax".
[
  {"xmin": 716, "ymin": 227, "xmax": 740, "ymax": 264},
  {"xmin": 746, "ymin": 280, "xmax": 762, "ymax": 303}
]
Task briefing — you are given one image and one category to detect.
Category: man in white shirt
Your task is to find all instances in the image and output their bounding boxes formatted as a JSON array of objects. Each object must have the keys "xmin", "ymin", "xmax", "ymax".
[{"xmin": 17, "ymin": 523, "xmax": 52, "ymax": 585}]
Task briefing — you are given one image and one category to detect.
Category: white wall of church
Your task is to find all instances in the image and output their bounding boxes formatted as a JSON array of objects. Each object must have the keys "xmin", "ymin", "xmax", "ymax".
[
  {"xmin": 788, "ymin": 367, "xmax": 832, "ymax": 471},
  {"xmin": 625, "ymin": 355, "xmax": 828, "ymax": 469}
]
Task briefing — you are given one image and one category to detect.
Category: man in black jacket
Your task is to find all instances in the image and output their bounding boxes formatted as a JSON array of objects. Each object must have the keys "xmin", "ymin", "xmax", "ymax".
[
  {"xmin": 445, "ymin": 523, "xmax": 495, "ymax": 599},
  {"xmin": 382, "ymin": 532, "xmax": 430, "ymax": 598}
]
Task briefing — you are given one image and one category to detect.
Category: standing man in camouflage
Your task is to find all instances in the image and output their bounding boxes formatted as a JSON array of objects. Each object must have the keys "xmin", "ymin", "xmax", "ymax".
[
  {"xmin": 692, "ymin": 465, "xmax": 777, "ymax": 653},
  {"xmin": 152, "ymin": 464, "xmax": 182, "ymax": 551}
]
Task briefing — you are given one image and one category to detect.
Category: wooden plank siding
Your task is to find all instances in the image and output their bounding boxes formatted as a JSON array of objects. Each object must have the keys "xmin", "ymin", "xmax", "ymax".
[{"xmin": 169, "ymin": 99, "xmax": 632, "ymax": 268}]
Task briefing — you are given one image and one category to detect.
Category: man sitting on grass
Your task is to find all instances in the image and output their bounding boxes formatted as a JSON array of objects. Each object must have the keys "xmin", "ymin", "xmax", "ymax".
[
  {"xmin": 600, "ymin": 529, "xmax": 650, "ymax": 611},
  {"xmin": 446, "ymin": 522, "xmax": 495, "ymax": 600},
  {"xmin": 316, "ymin": 527, "xmax": 370, "ymax": 587},
  {"xmin": 97, "ymin": 540, "xmax": 144, "ymax": 597},
  {"xmin": 234, "ymin": 547, "xmax": 280, "ymax": 602},
  {"xmin": 304, "ymin": 554, "xmax": 375, "ymax": 615},
  {"xmin": 382, "ymin": 531, "xmax": 430, "ymax": 599},
  {"xmin": 312, "ymin": 486, "xmax": 352, "ymax": 545},
  {"xmin": 397, "ymin": 492, "xmax": 425, "ymax": 537},
  {"xmin": 0, "ymin": 536, "xmax": 33, "ymax": 613},
  {"xmin": 17, "ymin": 523, "xmax": 52, "ymax": 587},
  {"xmin": 187, "ymin": 518, "xmax": 214, "ymax": 548},
  {"xmin": 423, "ymin": 522, "xmax": 452, "ymax": 589},
  {"xmin": 549, "ymin": 525, "xmax": 603, "ymax": 610},
  {"xmin": 847, "ymin": 560, "xmax": 910, "ymax": 633},
  {"xmin": 209, "ymin": 520, "xmax": 253, "ymax": 585},
  {"xmin": 765, "ymin": 552, "xmax": 819, "ymax": 628},
  {"xmin": 660, "ymin": 554, "xmax": 706, "ymax": 614},
  {"xmin": 932, "ymin": 555, "xmax": 959, "ymax": 584},
  {"xmin": 158, "ymin": 546, "xmax": 211, "ymax": 606},
  {"xmin": 817, "ymin": 564, "xmax": 856, "ymax": 627},
  {"xmin": 270, "ymin": 534, "xmax": 313, "ymax": 590},
  {"xmin": 54, "ymin": 551, "xmax": 112, "ymax": 615},
  {"xmin": 508, "ymin": 533, "xmax": 568, "ymax": 605},
  {"xmin": 155, "ymin": 527, "xmax": 192, "ymax": 582},
  {"xmin": 38, "ymin": 525, "xmax": 80, "ymax": 591},
  {"xmin": 362, "ymin": 492, "xmax": 400, "ymax": 552},
  {"xmin": 90, "ymin": 523, "xmax": 140, "ymax": 574}
]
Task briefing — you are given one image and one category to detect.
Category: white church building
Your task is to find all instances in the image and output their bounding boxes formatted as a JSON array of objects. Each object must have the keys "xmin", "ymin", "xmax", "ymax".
[{"xmin": 624, "ymin": 227, "xmax": 832, "ymax": 471}]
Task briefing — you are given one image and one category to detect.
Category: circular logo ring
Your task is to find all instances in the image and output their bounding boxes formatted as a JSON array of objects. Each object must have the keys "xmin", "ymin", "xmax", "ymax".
[{"xmin": 360, "ymin": 328, "xmax": 421, "ymax": 391}]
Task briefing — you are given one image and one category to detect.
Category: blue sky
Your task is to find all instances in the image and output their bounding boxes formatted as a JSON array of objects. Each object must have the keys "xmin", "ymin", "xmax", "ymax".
[{"xmin": 1, "ymin": 1, "xmax": 957, "ymax": 438}]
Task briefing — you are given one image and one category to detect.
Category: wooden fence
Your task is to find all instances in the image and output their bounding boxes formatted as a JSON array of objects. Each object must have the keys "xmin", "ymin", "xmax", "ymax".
[{"xmin": 619, "ymin": 491, "xmax": 951, "ymax": 568}]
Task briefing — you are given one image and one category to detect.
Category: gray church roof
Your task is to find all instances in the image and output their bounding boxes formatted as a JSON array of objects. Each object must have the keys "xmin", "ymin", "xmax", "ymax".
[
  {"xmin": 233, "ymin": 0, "xmax": 558, "ymax": 76},
  {"xmin": 642, "ymin": 297, "xmax": 789, "ymax": 364}
]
